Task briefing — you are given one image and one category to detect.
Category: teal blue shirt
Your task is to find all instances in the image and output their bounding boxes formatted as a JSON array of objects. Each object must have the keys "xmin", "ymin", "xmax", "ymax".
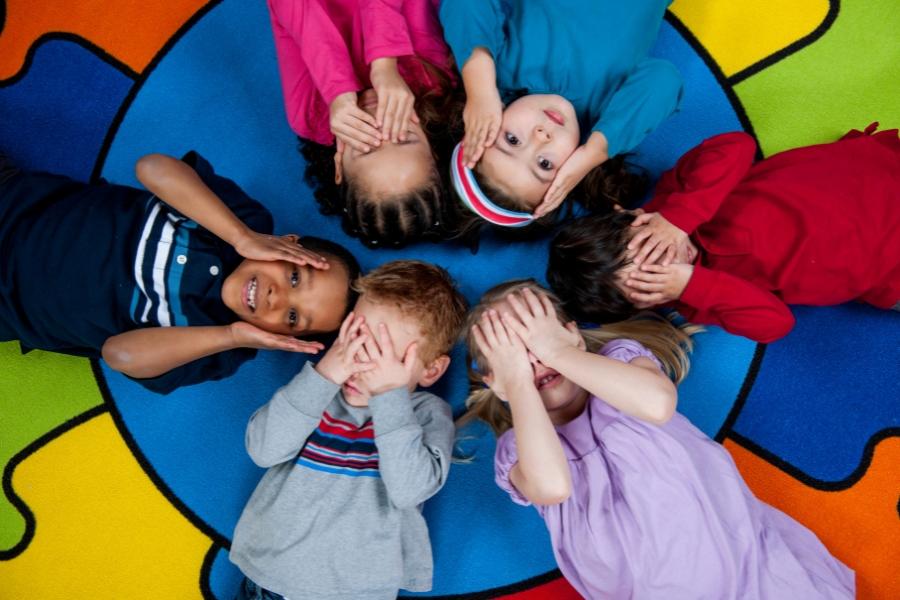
[{"xmin": 439, "ymin": 0, "xmax": 682, "ymax": 157}]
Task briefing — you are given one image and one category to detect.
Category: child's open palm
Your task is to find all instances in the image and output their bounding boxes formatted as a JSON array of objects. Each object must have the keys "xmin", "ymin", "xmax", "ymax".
[
  {"xmin": 501, "ymin": 289, "xmax": 581, "ymax": 366},
  {"xmin": 233, "ymin": 232, "xmax": 330, "ymax": 270},
  {"xmin": 472, "ymin": 310, "xmax": 531, "ymax": 401},
  {"xmin": 354, "ymin": 323, "xmax": 418, "ymax": 397},
  {"xmin": 229, "ymin": 321, "xmax": 325, "ymax": 354},
  {"xmin": 329, "ymin": 91, "xmax": 382, "ymax": 153},
  {"xmin": 315, "ymin": 313, "xmax": 374, "ymax": 385},
  {"xmin": 627, "ymin": 212, "xmax": 689, "ymax": 266}
]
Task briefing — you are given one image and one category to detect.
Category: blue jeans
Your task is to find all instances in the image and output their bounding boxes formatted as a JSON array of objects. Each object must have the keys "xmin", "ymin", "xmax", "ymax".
[{"xmin": 234, "ymin": 577, "xmax": 287, "ymax": 600}]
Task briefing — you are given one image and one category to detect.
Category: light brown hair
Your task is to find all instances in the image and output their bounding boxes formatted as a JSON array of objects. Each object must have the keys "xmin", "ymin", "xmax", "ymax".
[
  {"xmin": 458, "ymin": 279, "xmax": 697, "ymax": 436},
  {"xmin": 353, "ymin": 260, "xmax": 468, "ymax": 362}
]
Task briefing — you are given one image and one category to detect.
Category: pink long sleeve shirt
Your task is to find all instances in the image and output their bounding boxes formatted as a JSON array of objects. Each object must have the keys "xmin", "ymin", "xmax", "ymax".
[{"xmin": 267, "ymin": 0, "xmax": 456, "ymax": 145}]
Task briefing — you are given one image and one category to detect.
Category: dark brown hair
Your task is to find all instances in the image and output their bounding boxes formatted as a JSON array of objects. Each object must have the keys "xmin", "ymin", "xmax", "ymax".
[{"xmin": 301, "ymin": 61, "xmax": 465, "ymax": 249}]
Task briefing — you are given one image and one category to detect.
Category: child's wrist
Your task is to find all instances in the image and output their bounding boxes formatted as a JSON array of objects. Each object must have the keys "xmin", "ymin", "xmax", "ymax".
[{"xmin": 585, "ymin": 131, "xmax": 610, "ymax": 163}]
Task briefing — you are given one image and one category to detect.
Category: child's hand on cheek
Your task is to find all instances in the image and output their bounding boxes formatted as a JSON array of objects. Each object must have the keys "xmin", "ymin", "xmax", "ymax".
[
  {"xmin": 625, "ymin": 263, "xmax": 693, "ymax": 308},
  {"xmin": 462, "ymin": 92, "xmax": 503, "ymax": 167},
  {"xmin": 501, "ymin": 289, "xmax": 581, "ymax": 367},
  {"xmin": 535, "ymin": 132, "xmax": 608, "ymax": 217},
  {"xmin": 627, "ymin": 212, "xmax": 688, "ymax": 267},
  {"xmin": 315, "ymin": 313, "xmax": 374, "ymax": 385},
  {"xmin": 354, "ymin": 323, "xmax": 418, "ymax": 397},
  {"xmin": 472, "ymin": 310, "xmax": 531, "ymax": 402},
  {"xmin": 229, "ymin": 321, "xmax": 325, "ymax": 354}
]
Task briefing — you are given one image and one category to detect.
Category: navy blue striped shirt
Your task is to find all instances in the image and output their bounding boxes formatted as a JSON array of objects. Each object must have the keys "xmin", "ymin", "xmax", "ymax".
[{"xmin": 0, "ymin": 152, "xmax": 273, "ymax": 393}]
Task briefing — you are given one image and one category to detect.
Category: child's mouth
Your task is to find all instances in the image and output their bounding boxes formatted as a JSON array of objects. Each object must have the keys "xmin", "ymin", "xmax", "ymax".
[
  {"xmin": 243, "ymin": 276, "xmax": 258, "ymax": 312},
  {"xmin": 535, "ymin": 371, "xmax": 561, "ymax": 390},
  {"xmin": 544, "ymin": 109, "xmax": 565, "ymax": 126}
]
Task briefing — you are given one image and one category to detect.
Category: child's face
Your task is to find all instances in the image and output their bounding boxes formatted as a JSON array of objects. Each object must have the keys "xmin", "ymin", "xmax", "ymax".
[
  {"xmin": 477, "ymin": 94, "xmax": 580, "ymax": 209},
  {"xmin": 335, "ymin": 89, "xmax": 435, "ymax": 200},
  {"xmin": 221, "ymin": 258, "xmax": 349, "ymax": 335},
  {"xmin": 487, "ymin": 297, "xmax": 587, "ymax": 424},
  {"xmin": 341, "ymin": 295, "xmax": 447, "ymax": 404}
]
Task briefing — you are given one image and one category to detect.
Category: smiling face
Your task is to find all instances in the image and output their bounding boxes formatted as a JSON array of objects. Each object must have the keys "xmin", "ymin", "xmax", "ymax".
[
  {"xmin": 477, "ymin": 94, "xmax": 580, "ymax": 209},
  {"xmin": 337, "ymin": 89, "xmax": 436, "ymax": 201},
  {"xmin": 221, "ymin": 258, "xmax": 350, "ymax": 336},
  {"xmin": 487, "ymin": 297, "xmax": 589, "ymax": 425}
]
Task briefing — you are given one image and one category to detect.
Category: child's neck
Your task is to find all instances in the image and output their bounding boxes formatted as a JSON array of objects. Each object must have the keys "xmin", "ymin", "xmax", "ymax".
[{"xmin": 549, "ymin": 388, "xmax": 591, "ymax": 426}]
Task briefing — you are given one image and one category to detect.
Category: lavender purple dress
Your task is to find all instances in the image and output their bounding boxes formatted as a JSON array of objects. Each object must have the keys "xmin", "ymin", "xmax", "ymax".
[{"xmin": 494, "ymin": 339, "xmax": 854, "ymax": 599}]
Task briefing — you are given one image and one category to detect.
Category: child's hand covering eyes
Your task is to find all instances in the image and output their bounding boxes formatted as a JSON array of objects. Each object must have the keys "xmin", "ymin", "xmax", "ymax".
[
  {"xmin": 353, "ymin": 323, "xmax": 418, "ymax": 396},
  {"xmin": 370, "ymin": 58, "xmax": 419, "ymax": 144},
  {"xmin": 234, "ymin": 232, "xmax": 330, "ymax": 270},
  {"xmin": 471, "ymin": 309, "xmax": 531, "ymax": 402},
  {"xmin": 535, "ymin": 131, "xmax": 609, "ymax": 218},
  {"xmin": 627, "ymin": 212, "xmax": 689, "ymax": 266},
  {"xmin": 625, "ymin": 263, "xmax": 694, "ymax": 308},
  {"xmin": 315, "ymin": 313, "xmax": 375, "ymax": 385},
  {"xmin": 229, "ymin": 321, "xmax": 325, "ymax": 354},
  {"xmin": 500, "ymin": 289, "xmax": 582, "ymax": 367},
  {"xmin": 329, "ymin": 91, "xmax": 383, "ymax": 153}
]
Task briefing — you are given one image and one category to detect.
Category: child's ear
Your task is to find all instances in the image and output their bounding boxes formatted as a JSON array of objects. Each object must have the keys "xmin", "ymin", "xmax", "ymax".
[{"xmin": 417, "ymin": 354, "xmax": 451, "ymax": 388}]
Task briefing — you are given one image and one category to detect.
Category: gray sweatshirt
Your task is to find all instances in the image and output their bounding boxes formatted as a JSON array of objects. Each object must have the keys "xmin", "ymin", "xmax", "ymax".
[{"xmin": 229, "ymin": 363, "xmax": 454, "ymax": 600}]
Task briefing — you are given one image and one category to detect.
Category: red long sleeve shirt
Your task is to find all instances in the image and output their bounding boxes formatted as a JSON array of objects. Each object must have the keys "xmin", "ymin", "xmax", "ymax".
[{"xmin": 643, "ymin": 125, "xmax": 900, "ymax": 343}]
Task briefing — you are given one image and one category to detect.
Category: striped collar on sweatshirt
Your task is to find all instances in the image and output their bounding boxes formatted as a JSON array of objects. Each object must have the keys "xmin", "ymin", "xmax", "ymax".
[{"xmin": 297, "ymin": 412, "xmax": 380, "ymax": 478}]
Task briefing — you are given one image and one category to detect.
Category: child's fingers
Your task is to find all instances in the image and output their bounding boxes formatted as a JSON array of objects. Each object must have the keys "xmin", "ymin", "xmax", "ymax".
[
  {"xmin": 375, "ymin": 97, "xmax": 387, "ymax": 129},
  {"xmin": 630, "ymin": 212, "xmax": 653, "ymax": 228},
  {"xmin": 351, "ymin": 106, "xmax": 379, "ymax": 130},
  {"xmin": 346, "ymin": 331, "xmax": 369, "ymax": 358},
  {"xmin": 338, "ymin": 311, "xmax": 356, "ymax": 342},
  {"xmin": 625, "ymin": 278, "xmax": 665, "ymax": 292},
  {"xmin": 472, "ymin": 324, "xmax": 490, "ymax": 357},
  {"xmin": 663, "ymin": 246, "xmax": 676, "ymax": 267},
  {"xmin": 484, "ymin": 119, "xmax": 500, "ymax": 147},
  {"xmin": 639, "ymin": 263, "xmax": 669, "ymax": 274},
  {"xmin": 488, "ymin": 310, "xmax": 510, "ymax": 345},
  {"xmin": 376, "ymin": 322, "xmax": 396, "ymax": 357},
  {"xmin": 381, "ymin": 97, "xmax": 396, "ymax": 141},
  {"xmin": 345, "ymin": 116, "xmax": 382, "ymax": 147},
  {"xmin": 506, "ymin": 293, "xmax": 534, "ymax": 325},
  {"xmin": 334, "ymin": 129, "xmax": 372, "ymax": 153},
  {"xmin": 402, "ymin": 342, "xmax": 418, "ymax": 372},
  {"xmin": 351, "ymin": 361, "xmax": 376, "ymax": 374},
  {"xmin": 480, "ymin": 312, "xmax": 500, "ymax": 348},
  {"xmin": 393, "ymin": 99, "xmax": 410, "ymax": 142},
  {"xmin": 500, "ymin": 311, "xmax": 528, "ymax": 343},
  {"xmin": 633, "ymin": 238, "xmax": 662, "ymax": 266},
  {"xmin": 626, "ymin": 225, "xmax": 654, "ymax": 251},
  {"xmin": 628, "ymin": 290, "xmax": 665, "ymax": 305},
  {"xmin": 520, "ymin": 288, "xmax": 546, "ymax": 318},
  {"xmin": 644, "ymin": 242, "xmax": 670, "ymax": 267},
  {"xmin": 537, "ymin": 290, "xmax": 556, "ymax": 316}
]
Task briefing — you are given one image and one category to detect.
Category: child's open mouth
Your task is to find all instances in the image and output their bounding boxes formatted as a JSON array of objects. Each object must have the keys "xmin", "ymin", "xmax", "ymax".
[
  {"xmin": 243, "ymin": 276, "xmax": 258, "ymax": 312},
  {"xmin": 535, "ymin": 371, "xmax": 561, "ymax": 390}
]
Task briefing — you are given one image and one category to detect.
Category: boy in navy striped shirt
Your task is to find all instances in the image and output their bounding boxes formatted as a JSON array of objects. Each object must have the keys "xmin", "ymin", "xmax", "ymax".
[
  {"xmin": 230, "ymin": 260, "xmax": 467, "ymax": 600},
  {"xmin": 0, "ymin": 152, "xmax": 359, "ymax": 393}
]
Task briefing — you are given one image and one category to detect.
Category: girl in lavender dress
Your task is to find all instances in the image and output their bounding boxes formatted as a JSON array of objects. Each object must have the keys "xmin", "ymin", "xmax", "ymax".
[{"xmin": 460, "ymin": 280, "xmax": 854, "ymax": 599}]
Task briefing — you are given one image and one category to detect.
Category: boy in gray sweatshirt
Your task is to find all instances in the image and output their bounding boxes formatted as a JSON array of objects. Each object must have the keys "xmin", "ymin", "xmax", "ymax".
[{"xmin": 230, "ymin": 260, "xmax": 468, "ymax": 600}]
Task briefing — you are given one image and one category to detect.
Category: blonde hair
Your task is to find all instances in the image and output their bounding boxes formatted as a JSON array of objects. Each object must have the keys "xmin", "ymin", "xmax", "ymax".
[
  {"xmin": 353, "ymin": 260, "xmax": 468, "ymax": 363},
  {"xmin": 458, "ymin": 279, "xmax": 697, "ymax": 436}
]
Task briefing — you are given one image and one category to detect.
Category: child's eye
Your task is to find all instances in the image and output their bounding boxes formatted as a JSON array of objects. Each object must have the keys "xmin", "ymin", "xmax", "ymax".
[
  {"xmin": 504, "ymin": 132, "xmax": 520, "ymax": 146},
  {"xmin": 538, "ymin": 157, "xmax": 554, "ymax": 170},
  {"xmin": 290, "ymin": 269, "xmax": 299, "ymax": 287},
  {"xmin": 288, "ymin": 308, "xmax": 298, "ymax": 327}
]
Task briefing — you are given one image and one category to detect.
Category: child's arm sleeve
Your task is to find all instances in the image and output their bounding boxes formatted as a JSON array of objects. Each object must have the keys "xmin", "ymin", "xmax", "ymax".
[
  {"xmin": 679, "ymin": 265, "xmax": 796, "ymax": 343},
  {"xmin": 439, "ymin": 0, "xmax": 506, "ymax": 66},
  {"xmin": 370, "ymin": 390, "xmax": 454, "ymax": 509},
  {"xmin": 267, "ymin": 0, "xmax": 362, "ymax": 109},
  {"xmin": 360, "ymin": 0, "xmax": 414, "ymax": 64},
  {"xmin": 244, "ymin": 363, "xmax": 339, "ymax": 468},
  {"xmin": 592, "ymin": 58, "xmax": 682, "ymax": 159},
  {"xmin": 643, "ymin": 132, "xmax": 757, "ymax": 234}
]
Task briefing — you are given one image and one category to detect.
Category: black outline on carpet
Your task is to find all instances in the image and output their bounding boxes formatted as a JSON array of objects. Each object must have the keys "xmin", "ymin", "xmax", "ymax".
[
  {"xmin": 714, "ymin": 343, "xmax": 767, "ymax": 443},
  {"xmin": 0, "ymin": 32, "xmax": 138, "ymax": 88},
  {"xmin": 0, "ymin": 404, "xmax": 107, "ymax": 560},
  {"xmin": 89, "ymin": 0, "xmax": 224, "ymax": 182},
  {"xmin": 663, "ymin": 11, "xmax": 760, "ymax": 157},
  {"xmin": 729, "ymin": 427, "xmax": 900, "ymax": 491},
  {"xmin": 90, "ymin": 359, "xmax": 233, "ymax": 552},
  {"xmin": 200, "ymin": 542, "xmax": 223, "ymax": 600},
  {"xmin": 729, "ymin": 0, "xmax": 841, "ymax": 86},
  {"xmin": 413, "ymin": 568, "xmax": 566, "ymax": 600}
]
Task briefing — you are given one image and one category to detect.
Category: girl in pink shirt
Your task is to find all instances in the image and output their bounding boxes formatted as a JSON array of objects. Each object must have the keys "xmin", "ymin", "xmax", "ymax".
[{"xmin": 267, "ymin": 0, "xmax": 461, "ymax": 248}]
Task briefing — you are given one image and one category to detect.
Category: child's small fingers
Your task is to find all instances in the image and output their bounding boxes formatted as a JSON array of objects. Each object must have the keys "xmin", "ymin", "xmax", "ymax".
[
  {"xmin": 627, "ymin": 228, "xmax": 651, "ymax": 251},
  {"xmin": 485, "ymin": 121, "xmax": 500, "ymax": 147},
  {"xmin": 479, "ymin": 315, "xmax": 499, "ymax": 347},
  {"xmin": 472, "ymin": 324, "xmax": 489, "ymax": 355},
  {"xmin": 338, "ymin": 311, "xmax": 356, "ymax": 341},
  {"xmin": 640, "ymin": 263, "xmax": 668, "ymax": 274},
  {"xmin": 345, "ymin": 122, "xmax": 381, "ymax": 148},
  {"xmin": 352, "ymin": 362, "xmax": 376, "ymax": 374},
  {"xmin": 662, "ymin": 246, "xmax": 676, "ymax": 267},
  {"xmin": 489, "ymin": 310, "xmax": 510, "ymax": 345},
  {"xmin": 629, "ymin": 290, "xmax": 664, "ymax": 304},
  {"xmin": 500, "ymin": 312, "xmax": 528, "ymax": 341},
  {"xmin": 506, "ymin": 293, "xmax": 533, "ymax": 324},
  {"xmin": 645, "ymin": 243, "xmax": 668, "ymax": 267},
  {"xmin": 634, "ymin": 239, "xmax": 659, "ymax": 266},
  {"xmin": 381, "ymin": 99, "xmax": 395, "ymax": 141},
  {"xmin": 630, "ymin": 212, "xmax": 653, "ymax": 228},
  {"xmin": 625, "ymin": 279, "xmax": 665, "ymax": 292},
  {"xmin": 521, "ymin": 288, "xmax": 548, "ymax": 317},
  {"xmin": 375, "ymin": 99, "xmax": 386, "ymax": 129}
]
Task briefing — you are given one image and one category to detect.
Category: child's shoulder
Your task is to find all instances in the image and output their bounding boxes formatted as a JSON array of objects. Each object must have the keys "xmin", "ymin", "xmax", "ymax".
[
  {"xmin": 598, "ymin": 338, "xmax": 660, "ymax": 367},
  {"xmin": 409, "ymin": 391, "xmax": 452, "ymax": 418}
]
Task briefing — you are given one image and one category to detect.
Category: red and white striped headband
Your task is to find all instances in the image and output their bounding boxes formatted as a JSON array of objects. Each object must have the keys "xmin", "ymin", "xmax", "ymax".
[{"xmin": 450, "ymin": 143, "xmax": 535, "ymax": 228}]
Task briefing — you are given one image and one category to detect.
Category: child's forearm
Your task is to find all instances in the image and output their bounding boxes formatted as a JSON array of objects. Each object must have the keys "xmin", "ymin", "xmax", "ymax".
[
  {"xmin": 461, "ymin": 48, "xmax": 497, "ymax": 99},
  {"xmin": 584, "ymin": 131, "xmax": 610, "ymax": 165},
  {"xmin": 547, "ymin": 347, "xmax": 676, "ymax": 424},
  {"xmin": 101, "ymin": 325, "xmax": 240, "ymax": 380},
  {"xmin": 507, "ymin": 382, "xmax": 572, "ymax": 505},
  {"xmin": 135, "ymin": 154, "xmax": 251, "ymax": 247}
]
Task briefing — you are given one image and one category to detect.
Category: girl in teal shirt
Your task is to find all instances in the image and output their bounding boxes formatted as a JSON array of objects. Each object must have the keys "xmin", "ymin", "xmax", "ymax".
[{"xmin": 440, "ymin": 0, "xmax": 681, "ymax": 228}]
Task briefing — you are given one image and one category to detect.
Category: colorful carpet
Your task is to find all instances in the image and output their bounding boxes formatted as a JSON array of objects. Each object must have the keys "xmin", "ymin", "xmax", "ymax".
[{"xmin": 1, "ymin": 1, "xmax": 898, "ymax": 598}]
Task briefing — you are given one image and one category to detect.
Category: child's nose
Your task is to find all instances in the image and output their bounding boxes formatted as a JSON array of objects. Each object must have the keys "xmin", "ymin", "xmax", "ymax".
[{"xmin": 534, "ymin": 125, "xmax": 551, "ymax": 143}]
